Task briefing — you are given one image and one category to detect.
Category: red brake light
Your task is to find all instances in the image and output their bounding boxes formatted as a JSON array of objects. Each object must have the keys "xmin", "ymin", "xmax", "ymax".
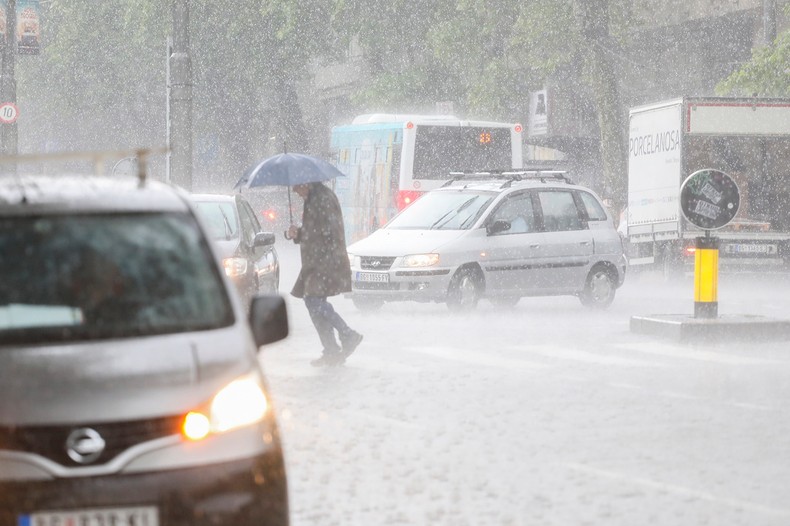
[
  {"xmin": 396, "ymin": 190, "xmax": 423, "ymax": 210},
  {"xmin": 406, "ymin": 121, "xmax": 414, "ymax": 129},
  {"xmin": 684, "ymin": 246, "xmax": 696, "ymax": 257},
  {"xmin": 514, "ymin": 123, "xmax": 523, "ymax": 133},
  {"xmin": 262, "ymin": 209, "xmax": 277, "ymax": 222}
]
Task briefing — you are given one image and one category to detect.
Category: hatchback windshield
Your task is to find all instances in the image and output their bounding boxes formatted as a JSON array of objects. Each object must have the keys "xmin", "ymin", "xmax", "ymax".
[
  {"xmin": 386, "ymin": 190, "xmax": 495, "ymax": 230},
  {"xmin": 193, "ymin": 201, "xmax": 240, "ymax": 240},
  {"xmin": 0, "ymin": 213, "xmax": 233, "ymax": 344}
]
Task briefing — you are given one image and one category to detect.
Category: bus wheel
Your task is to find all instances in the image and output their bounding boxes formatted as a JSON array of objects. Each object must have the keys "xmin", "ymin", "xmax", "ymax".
[
  {"xmin": 352, "ymin": 297, "xmax": 384, "ymax": 312},
  {"xmin": 447, "ymin": 267, "xmax": 482, "ymax": 312},
  {"xmin": 579, "ymin": 265, "xmax": 616, "ymax": 309}
]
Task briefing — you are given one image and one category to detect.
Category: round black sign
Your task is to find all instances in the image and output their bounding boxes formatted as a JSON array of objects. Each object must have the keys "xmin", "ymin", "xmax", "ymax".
[{"xmin": 680, "ymin": 169, "xmax": 740, "ymax": 230}]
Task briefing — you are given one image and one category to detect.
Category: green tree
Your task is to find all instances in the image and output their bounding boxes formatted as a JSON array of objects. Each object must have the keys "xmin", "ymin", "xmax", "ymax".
[{"xmin": 717, "ymin": 6, "xmax": 790, "ymax": 97}]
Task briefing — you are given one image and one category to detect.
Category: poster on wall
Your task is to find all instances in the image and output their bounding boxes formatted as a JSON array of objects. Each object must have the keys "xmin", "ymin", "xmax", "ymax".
[{"xmin": 16, "ymin": 0, "xmax": 40, "ymax": 55}]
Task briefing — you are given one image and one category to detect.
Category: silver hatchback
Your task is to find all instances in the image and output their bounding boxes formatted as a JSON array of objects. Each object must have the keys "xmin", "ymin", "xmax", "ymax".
[
  {"xmin": 0, "ymin": 175, "xmax": 290, "ymax": 525},
  {"xmin": 346, "ymin": 172, "xmax": 626, "ymax": 311}
]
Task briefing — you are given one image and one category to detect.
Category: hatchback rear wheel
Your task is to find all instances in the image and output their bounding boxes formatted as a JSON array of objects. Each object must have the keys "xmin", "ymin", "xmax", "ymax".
[{"xmin": 579, "ymin": 266, "xmax": 616, "ymax": 309}]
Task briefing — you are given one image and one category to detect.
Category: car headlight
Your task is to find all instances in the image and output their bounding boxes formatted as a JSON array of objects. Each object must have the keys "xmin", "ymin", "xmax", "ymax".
[
  {"xmin": 347, "ymin": 252, "xmax": 360, "ymax": 268},
  {"xmin": 401, "ymin": 253, "xmax": 440, "ymax": 267},
  {"xmin": 182, "ymin": 373, "xmax": 269, "ymax": 441},
  {"xmin": 223, "ymin": 257, "xmax": 248, "ymax": 277}
]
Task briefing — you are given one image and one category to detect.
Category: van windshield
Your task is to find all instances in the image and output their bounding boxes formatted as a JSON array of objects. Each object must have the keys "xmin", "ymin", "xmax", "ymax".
[
  {"xmin": 386, "ymin": 190, "xmax": 495, "ymax": 230},
  {"xmin": 0, "ymin": 213, "xmax": 234, "ymax": 344}
]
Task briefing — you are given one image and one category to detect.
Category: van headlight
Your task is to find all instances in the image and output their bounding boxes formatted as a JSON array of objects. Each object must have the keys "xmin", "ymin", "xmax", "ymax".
[
  {"xmin": 401, "ymin": 253, "xmax": 439, "ymax": 267},
  {"xmin": 182, "ymin": 373, "xmax": 268, "ymax": 441}
]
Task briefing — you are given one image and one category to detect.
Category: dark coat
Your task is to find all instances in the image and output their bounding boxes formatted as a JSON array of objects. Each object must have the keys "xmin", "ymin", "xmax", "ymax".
[{"xmin": 291, "ymin": 183, "xmax": 352, "ymax": 298}]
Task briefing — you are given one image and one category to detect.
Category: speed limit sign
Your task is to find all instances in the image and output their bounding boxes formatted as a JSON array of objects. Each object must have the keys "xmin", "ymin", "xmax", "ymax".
[{"xmin": 0, "ymin": 102, "xmax": 19, "ymax": 124}]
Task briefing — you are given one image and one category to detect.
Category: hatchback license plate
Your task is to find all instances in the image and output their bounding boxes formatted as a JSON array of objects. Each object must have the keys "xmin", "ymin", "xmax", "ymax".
[
  {"xmin": 356, "ymin": 271, "xmax": 389, "ymax": 283},
  {"xmin": 20, "ymin": 506, "xmax": 159, "ymax": 526},
  {"xmin": 725, "ymin": 243, "xmax": 777, "ymax": 255}
]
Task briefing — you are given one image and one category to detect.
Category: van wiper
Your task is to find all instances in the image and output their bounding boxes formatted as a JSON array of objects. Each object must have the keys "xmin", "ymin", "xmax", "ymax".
[{"xmin": 430, "ymin": 197, "xmax": 478, "ymax": 230}]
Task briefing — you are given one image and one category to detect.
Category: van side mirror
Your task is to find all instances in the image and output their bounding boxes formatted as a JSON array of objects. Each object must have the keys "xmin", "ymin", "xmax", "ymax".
[
  {"xmin": 249, "ymin": 294, "xmax": 289, "ymax": 348},
  {"xmin": 486, "ymin": 220, "xmax": 511, "ymax": 236}
]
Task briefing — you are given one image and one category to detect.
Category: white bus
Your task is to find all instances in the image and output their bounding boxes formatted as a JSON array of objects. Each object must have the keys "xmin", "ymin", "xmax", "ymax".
[{"xmin": 330, "ymin": 114, "xmax": 523, "ymax": 242}]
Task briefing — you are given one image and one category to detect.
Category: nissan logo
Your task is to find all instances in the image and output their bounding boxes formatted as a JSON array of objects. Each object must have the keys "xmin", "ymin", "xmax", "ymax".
[{"xmin": 66, "ymin": 427, "xmax": 106, "ymax": 464}]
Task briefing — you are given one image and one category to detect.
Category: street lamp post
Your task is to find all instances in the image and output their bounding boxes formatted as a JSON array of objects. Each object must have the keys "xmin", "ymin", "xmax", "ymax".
[{"xmin": 168, "ymin": 0, "xmax": 193, "ymax": 190}]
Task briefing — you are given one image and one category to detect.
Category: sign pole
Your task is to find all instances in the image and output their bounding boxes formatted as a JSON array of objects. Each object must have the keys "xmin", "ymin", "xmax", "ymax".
[{"xmin": 0, "ymin": 0, "xmax": 18, "ymax": 176}]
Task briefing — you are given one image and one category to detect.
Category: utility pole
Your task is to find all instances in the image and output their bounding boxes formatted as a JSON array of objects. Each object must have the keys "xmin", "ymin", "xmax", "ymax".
[
  {"xmin": 1, "ymin": 0, "xmax": 18, "ymax": 175},
  {"xmin": 168, "ymin": 0, "xmax": 192, "ymax": 190}
]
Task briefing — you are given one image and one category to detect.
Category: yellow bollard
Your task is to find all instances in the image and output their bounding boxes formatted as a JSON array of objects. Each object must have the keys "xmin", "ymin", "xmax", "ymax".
[{"xmin": 694, "ymin": 236, "xmax": 719, "ymax": 318}]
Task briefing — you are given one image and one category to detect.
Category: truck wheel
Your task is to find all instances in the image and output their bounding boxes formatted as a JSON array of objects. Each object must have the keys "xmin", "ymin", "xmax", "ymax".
[
  {"xmin": 447, "ymin": 267, "xmax": 482, "ymax": 312},
  {"xmin": 661, "ymin": 248, "xmax": 682, "ymax": 282},
  {"xmin": 352, "ymin": 297, "xmax": 384, "ymax": 312},
  {"xmin": 579, "ymin": 266, "xmax": 616, "ymax": 309}
]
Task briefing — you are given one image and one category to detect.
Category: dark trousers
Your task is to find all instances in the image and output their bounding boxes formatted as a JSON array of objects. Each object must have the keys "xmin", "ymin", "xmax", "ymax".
[{"xmin": 304, "ymin": 296, "xmax": 350, "ymax": 352}]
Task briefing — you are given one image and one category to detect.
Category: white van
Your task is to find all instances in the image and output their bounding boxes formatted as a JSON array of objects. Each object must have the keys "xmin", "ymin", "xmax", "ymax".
[{"xmin": 0, "ymin": 175, "xmax": 290, "ymax": 525}]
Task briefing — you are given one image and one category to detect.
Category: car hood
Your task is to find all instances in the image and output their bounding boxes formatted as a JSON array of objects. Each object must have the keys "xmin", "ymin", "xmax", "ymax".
[
  {"xmin": 348, "ymin": 228, "xmax": 465, "ymax": 257},
  {"xmin": 0, "ymin": 325, "xmax": 257, "ymax": 425}
]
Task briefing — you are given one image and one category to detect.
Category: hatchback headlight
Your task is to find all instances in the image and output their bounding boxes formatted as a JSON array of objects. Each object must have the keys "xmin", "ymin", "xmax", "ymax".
[
  {"xmin": 402, "ymin": 253, "xmax": 440, "ymax": 267},
  {"xmin": 182, "ymin": 373, "xmax": 269, "ymax": 441},
  {"xmin": 348, "ymin": 252, "xmax": 360, "ymax": 268},
  {"xmin": 223, "ymin": 257, "xmax": 248, "ymax": 277}
]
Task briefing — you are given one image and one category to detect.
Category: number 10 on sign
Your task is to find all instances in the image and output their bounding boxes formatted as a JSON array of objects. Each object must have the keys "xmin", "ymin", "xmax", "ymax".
[{"xmin": 0, "ymin": 103, "xmax": 19, "ymax": 124}]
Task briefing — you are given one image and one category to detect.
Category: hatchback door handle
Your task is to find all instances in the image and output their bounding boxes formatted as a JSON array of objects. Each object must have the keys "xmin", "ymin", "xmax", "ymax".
[
  {"xmin": 580, "ymin": 241, "xmax": 591, "ymax": 246},
  {"xmin": 530, "ymin": 244, "xmax": 540, "ymax": 249}
]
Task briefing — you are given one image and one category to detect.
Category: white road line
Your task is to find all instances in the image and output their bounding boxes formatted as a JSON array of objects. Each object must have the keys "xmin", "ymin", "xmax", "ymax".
[
  {"xmin": 615, "ymin": 341, "xmax": 787, "ymax": 366},
  {"xmin": 507, "ymin": 346, "xmax": 668, "ymax": 368},
  {"xmin": 563, "ymin": 462, "xmax": 790, "ymax": 518},
  {"xmin": 404, "ymin": 345, "xmax": 549, "ymax": 371}
]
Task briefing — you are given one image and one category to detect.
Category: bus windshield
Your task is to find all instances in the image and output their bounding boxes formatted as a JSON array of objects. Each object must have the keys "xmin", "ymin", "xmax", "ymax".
[{"xmin": 413, "ymin": 125, "xmax": 513, "ymax": 178}]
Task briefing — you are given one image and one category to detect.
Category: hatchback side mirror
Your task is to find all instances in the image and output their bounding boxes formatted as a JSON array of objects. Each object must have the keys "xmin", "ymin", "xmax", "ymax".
[
  {"xmin": 486, "ymin": 220, "xmax": 511, "ymax": 236},
  {"xmin": 249, "ymin": 294, "xmax": 289, "ymax": 348},
  {"xmin": 253, "ymin": 232, "xmax": 276, "ymax": 247}
]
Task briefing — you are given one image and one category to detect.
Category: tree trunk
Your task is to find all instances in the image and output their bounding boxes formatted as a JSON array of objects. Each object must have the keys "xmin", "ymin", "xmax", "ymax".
[{"xmin": 575, "ymin": 0, "xmax": 628, "ymax": 215}]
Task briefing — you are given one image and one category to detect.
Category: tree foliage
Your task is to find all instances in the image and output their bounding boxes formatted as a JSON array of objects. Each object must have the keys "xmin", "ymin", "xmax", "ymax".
[{"xmin": 717, "ymin": 18, "xmax": 790, "ymax": 97}]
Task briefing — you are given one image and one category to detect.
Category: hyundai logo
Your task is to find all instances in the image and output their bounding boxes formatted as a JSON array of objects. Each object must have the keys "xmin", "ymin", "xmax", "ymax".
[
  {"xmin": 370, "ymin": 260, "xmax": 381, "ymax": 267},
  {"xmin": 66, "ymin": 427, "xmax": 106, "ymax": 464}
]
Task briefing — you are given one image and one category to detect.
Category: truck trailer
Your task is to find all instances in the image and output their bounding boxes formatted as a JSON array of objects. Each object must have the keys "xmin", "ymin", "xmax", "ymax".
[{"xmin": 625, "ymin": 97, "xmax": 790, "ymax": 276}]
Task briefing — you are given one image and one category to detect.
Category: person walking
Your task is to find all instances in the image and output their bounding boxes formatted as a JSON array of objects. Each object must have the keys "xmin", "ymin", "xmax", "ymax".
[{"xmin": 287, "ymin": 182, "xmax": 363, "ymax": 366}]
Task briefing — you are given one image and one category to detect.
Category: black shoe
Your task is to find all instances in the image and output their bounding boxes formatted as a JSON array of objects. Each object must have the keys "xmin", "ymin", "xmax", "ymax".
[
  {"xmin": 310, "ymin": 352, "xmax": 342, "ymax": 367},
  {"xmin": 340, "ymin": 330, "xmax": 363, "ymax": 359}
]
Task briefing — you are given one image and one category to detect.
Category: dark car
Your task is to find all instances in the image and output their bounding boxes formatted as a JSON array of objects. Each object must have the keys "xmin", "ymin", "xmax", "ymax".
[
  {"xmin": 192, "ymin": 193, "xmax": 280, "ymax": 304},
  {"xmin": 0, "ymin": 174, "xmax": 290, "ymax": 526}
]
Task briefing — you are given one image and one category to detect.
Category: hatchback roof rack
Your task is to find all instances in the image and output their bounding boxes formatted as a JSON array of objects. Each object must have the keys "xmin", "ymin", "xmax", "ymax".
[{"xmin": 443, "ymin": 169, "xmax": 573, "ymax": 188}]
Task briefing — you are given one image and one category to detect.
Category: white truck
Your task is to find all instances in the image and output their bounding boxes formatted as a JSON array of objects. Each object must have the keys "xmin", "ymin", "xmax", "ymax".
[{"xmin": 625, "ymin": 97, "xmax": 790, "ymax": 275}]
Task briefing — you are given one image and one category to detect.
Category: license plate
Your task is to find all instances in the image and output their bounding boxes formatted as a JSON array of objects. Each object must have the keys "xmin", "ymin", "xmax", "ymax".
[
  {"xmin": 19, "ymin": 506, "xmax": 158, "ymax": 526},
  {"xmin": 355, "ymin": 271, "xmax": 389, "ymax": 283},
  {"xmin": 724, "ymin": 243, "xmax": 777, "ymax": 255}
]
